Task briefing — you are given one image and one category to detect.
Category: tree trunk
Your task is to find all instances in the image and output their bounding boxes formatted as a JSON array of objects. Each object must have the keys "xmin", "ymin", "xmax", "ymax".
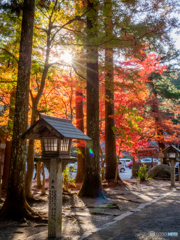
[
  {"xmin": 104, "ymin": 47, "xmax": 118, "ymax": 179},
  {"xmin": 114, "ymin": 158, "xmax": 120, "ymax": 183},
  {"xmin": 104, "ymin": 0, "xmax": 119, "ymax": 180},
  {"xmin": 0, "ymin": 162, "xmax": 3, "ymax": 201},
  {"xmin": 25, "ymin": 139, "xmax": 35, "ymax": 198},
  {"xmin": 75, "ymin": 90, "xmax": 86, "ymax": 183},
  {"xmin": 41, "ymin": 163, "xmax": 46, "ymax": 195},
  {"xmin": 2, "ymin": 141, "xmax": 12, "ymax": 190},
  {"xmin": 25, "ymin": 103, "xmax": 38, "ymax": 199},
  {"xmin": 78, "ymin": 0, "xmax": 105, "ymax": 198},
  {"xmin": 100, "ymin": 145, "xmax": 106, "ymax": 181},
  {"xmin": 0, "ymin": 0, "xmax": 36, "ymax": 220},
  {"xmin": 2, "ymin": 87, "xmax": 16, "ymax": 190},
  {"xmin": 25, "ymin": 16, "xmax": 51, "ymax": 197},
  {"xmin": 36, "ymin": 162, "xmax": 42, "ymax": 187}
]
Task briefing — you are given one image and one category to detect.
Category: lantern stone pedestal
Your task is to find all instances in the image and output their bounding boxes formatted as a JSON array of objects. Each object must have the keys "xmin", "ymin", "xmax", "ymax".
[
  {"xmin": 170, "ymin": 159, "xmax": 175, "ymax": 187},
  {"xmin": 35, "ymin": 156, "xmax": 77, "ymax": 238},
  {"xmin": 48, "ymin": 158, "xmax": 62, "ymax": 238}
]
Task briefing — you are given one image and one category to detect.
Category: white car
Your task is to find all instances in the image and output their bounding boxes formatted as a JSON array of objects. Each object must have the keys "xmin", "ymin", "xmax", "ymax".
[
  {"xmin": 152, "ymin": 158, "xmax": 160, "ymax": 162},
  {"xmin": 118, "ymin": 161, "xmax": 126, "ymax": 173},
  {"xmin": 141, "ymin": 158, "xmax": 160, "ymax": 163},
  {"xmin": 100, "ymin": 162, "xmax": 126, "ymax": 173},
  {"xmin": 119, "ymin": 158, "xmax": 132, "ymax": 167},
  {"xmin": 141, "ymin": 158, "xmax": 152, "ymax": 163}
]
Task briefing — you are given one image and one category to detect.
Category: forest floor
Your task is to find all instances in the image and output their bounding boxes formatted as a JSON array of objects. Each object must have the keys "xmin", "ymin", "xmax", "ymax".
[{"xmin": 0, "ymin": 179, "xmax": 178, "ymax": 240}]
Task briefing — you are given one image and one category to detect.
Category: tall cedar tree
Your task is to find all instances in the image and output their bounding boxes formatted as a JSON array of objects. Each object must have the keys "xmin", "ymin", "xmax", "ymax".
[
  {"xmin": 0, "ymin": 0, "xmax": 37, "ymax": 220},
  {"xmin": 2, "ymin": 88, "xmax": 16, "ymax": 189},
  {"xmin": 104, "ymin": 0, "xmax": 118, "ymax": 180},
  {"xmin": 78, "ymin": 0, "xmax": 105, "ymax": 198},
  {"xmin": 75, "ymin": 89, "xmax": 86, "ymax": 182},
  {"xmin": 25, "ymin": 16, "xmax": 51, "ymax": 198}
]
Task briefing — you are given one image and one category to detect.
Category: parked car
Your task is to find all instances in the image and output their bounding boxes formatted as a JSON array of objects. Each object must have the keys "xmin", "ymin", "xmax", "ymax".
[
  {"xmin": 153, "ymin": 158, "xmax": 160, "ymax": 162},
  {"xmin": 119, "ymin": 158, "xmax": 132, "ymax": 167},
  {"xmin": 140, "ymin": 158, "xmax": 160, "ymax": 163},
  {"xmin": 118, "ymin": 161, "xmax": 126, "ymax": 173},
  {"xmin": 127, "ymin": 161, "xmax": 133, "ymax": 169},
  {"xmin": 127, "ymin": 160, "xmax": 138, "ymax": 169},
  {"xmin": 141, "ymin": 158, "xmax": 152, "ymax": 163},
  {"xmin": 100, "ymin": 162, "xmax": 126, "ymax": 173}
]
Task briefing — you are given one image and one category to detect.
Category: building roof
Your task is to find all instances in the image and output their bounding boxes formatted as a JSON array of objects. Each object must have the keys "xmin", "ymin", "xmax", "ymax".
[
  {"xmin": 21, "ymin": 114, "xmax": 91, "ymax": 141},
  {"xmin": 162, "ymin": 145, "xmax": 180, "ymax": 153}
]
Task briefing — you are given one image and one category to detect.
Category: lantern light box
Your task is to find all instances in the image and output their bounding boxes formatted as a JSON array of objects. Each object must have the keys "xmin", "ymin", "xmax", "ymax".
[{"xmin": 21, "ymin": 113, "xmax": 91, "ymax": 158}]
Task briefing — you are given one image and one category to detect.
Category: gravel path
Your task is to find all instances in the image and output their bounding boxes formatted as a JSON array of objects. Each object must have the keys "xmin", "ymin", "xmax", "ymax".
[
  {"xmin": 83, "ymin": 190, "xmax": 180, "ymax": 240},
  {"xmin": 0, "ymin": 180, "xmax": 179, "ymax": 240}
]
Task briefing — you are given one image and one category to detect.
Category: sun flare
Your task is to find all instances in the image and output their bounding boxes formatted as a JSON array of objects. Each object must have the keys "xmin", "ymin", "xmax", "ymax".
[{"xmin": 62, "ymin": 52, "xmax": 72, "ymax": 63}]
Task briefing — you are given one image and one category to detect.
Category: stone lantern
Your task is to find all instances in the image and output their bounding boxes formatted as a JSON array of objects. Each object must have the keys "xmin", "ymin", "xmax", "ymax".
[
  {"xmin": 159, "ymin": 151, "xmax": 164, "ymax": 164},
  {"xmin": 21, "ymin": 114, "xmax": 91, "ymax": 238},
  {"xmin": 162, "ymin": 145, "xmax": 180, "ymax": 187}
]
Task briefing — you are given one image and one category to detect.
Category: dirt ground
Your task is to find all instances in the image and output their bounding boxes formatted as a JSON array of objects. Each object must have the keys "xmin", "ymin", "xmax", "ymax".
[{"xmin": 0, "ymin": 179, "xmax": 177, "ymax": 240}]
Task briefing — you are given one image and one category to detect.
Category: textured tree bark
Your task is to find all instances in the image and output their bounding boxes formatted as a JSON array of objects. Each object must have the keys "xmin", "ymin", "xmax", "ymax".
[
  {"xmin": 0, "ymin": 161, "xmax": 2, "ymax": 201},
  {"xmin": 25, "ymin": 139, "xmax": 35, "ymax": 198},
  {"xmin": 41, "ymin": 163, "xmax": 46, "ymax": 195},
  {"xmin": 25, "ymin": 16, "xmax": 51, "ymax": 198},
  {"xmin": 114, "ymin": 158, "xmax": 120, "ymax": 183},
  {"xmin": 0, "ymin": 0, "xmax": 36, "ymax": 220},
  {"xmin": 104, "ymin": 0, "xmax": 120, "ymax": 180},
  {"xmin": 36, "ymin": 162, "xmax": 42, "ymax": 187},
  {"xmin": 25, "ymin": 103, "xmax": 38, "ymax": 198},
  {"xmin": 75, "ymin": 90, "xmax": 86, "ymax": 183},
  {"xmin": 2, "ymin": 141, "xmax": 12, "ymax": 190},
  {"xmin": 78, "ymin": 0, "xmax": 105, "ymax": 198},
  {"xmin": 104, "ymin": 47, "xmax": 119, "ymax": 180},
  {"xmin": 132, "ymin": 157, "xmax": 136, "ymax": 177},
  {"xmin": 100, "ymin": 145, "xmax": 106, "ymax": 181},
  {"xmin": 2, "ymin": 87, "xmax": 16, "ymax": 190}
]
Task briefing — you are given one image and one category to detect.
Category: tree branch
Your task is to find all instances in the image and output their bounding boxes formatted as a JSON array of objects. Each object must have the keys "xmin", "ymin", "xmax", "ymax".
[
  {"xmin": 72, "ymin": 66, "xmax": 86, "ymax": 80},
  {"xmin": 0, "ymin": 81, "xmax": 17, "ymax": 83},
  {"xmin": 50, "ymin": 5, "xmax": 93, "ymax": 43},
  {"xmin": 0, "ymin": 47, "xmax": 18, "ymax": 62},
  {"xmin": 48, "ymin": 62, "xmax": 71, "ymax": 68},
  {"xmin": 29, "ymin": 89, "xmax": 34, "ymax": 101},
  {"xmin": 34, "ymin": 26, "xmax": 47, "ymax": 33}
]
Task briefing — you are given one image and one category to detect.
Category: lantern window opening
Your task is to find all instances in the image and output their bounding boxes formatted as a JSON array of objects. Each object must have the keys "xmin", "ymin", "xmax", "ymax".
[
  {"xmin": 44, "ymin": 138, "xmax": 58, "ymax": 152},
  {"xmin": 169, "ymin": 152, "xmax": 176, "ymax": 158},
  {"xmin": 60, "ymin": 139, "xmax": 69, "ymax": 152}
]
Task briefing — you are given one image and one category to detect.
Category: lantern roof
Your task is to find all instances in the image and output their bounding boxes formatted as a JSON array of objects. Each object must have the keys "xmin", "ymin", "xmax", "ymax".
[
  {"xmin": 162, "ymin": 145, "xmax": 180, "ymax": 154},
  {"xmin": 21, "ymin": 114, "xmax": 91, "ymax": 141}
]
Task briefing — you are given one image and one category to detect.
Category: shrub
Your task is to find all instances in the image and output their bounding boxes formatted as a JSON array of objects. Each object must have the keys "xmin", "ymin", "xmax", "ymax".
[
  {"xmin": 63, "ymin": 166, "xmax": 76, "ymax": 191},
  {"xmin": 138, "ymin": 163, "xmax": 151, "ymax": 181},
  {"xmin": 100, "ymin": 167, "xmax": 105, "ymax": 174}
]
